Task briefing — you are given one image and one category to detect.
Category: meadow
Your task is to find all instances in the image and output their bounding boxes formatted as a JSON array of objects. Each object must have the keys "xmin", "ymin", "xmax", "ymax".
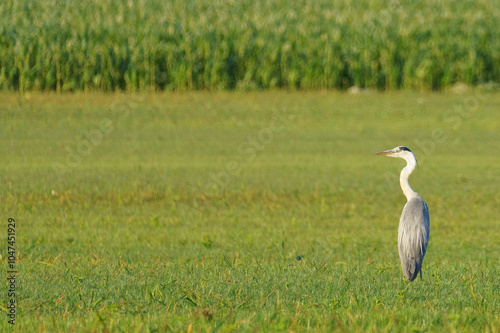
[
  {"xmin": 1, "ymin": 90, "xmax": 499, "ymax": 331},
  {"xmin": 1, "ymin": 0, "xmax": 500, "ymax": 92}
]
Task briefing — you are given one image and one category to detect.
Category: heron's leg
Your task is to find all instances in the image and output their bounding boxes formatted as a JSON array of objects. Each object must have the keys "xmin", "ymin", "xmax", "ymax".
[{"xmin": 420, "ymin": 269, "xmax": 422, "ymax": 280}]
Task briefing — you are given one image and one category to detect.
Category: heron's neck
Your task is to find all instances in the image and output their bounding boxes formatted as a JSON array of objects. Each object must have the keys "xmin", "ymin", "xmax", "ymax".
[{"xmin": 400, "ymin": 156, "xmax": 418, "ymax": 201}]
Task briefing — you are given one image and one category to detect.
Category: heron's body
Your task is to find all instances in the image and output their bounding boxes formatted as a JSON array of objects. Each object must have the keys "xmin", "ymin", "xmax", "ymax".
[
  {"xmin": 375, "ymin": 146, "xmax": 430, "ymax": 282},
  {"xmin": 399, "ymin": 196, "xmax": 430, "ymax": 281}
]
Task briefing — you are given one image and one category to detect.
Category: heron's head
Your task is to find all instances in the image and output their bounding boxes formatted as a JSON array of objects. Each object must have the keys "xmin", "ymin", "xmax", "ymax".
[{"xmin": 374, "ymin": 146, "xmax": 415, "ymax": 161}]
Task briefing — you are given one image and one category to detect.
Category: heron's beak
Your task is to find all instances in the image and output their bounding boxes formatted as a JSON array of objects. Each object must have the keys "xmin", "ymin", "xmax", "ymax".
[{"xmin": 374, "ymin": 149, "xmax": 394, "ymax": 156}]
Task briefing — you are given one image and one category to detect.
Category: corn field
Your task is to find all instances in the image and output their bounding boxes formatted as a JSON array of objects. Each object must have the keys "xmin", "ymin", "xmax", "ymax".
[{"xmin": 1, "ymin": 0, "xmax": 499, "ymax": 92}]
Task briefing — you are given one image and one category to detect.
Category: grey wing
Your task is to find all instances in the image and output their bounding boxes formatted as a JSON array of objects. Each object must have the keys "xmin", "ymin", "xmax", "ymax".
[{"xmin": 398, "ymin": 197, "xmax": 430, "ymax": 281}]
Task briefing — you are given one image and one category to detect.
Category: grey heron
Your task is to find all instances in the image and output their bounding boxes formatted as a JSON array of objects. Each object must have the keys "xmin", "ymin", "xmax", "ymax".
[{"xmin": 375, "ymin": 146, "xmax": 430, "ymax": 281}]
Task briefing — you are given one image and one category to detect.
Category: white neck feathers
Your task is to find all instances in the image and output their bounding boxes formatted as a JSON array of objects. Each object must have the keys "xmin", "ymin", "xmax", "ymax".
[{"xmin": 400, "ymin": 153, "xmax": 419, "ymax": 200}]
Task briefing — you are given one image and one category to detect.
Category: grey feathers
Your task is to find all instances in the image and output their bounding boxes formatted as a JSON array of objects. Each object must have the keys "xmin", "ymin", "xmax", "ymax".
[{"xmin": 398, "ymin": 197, "xmax": 430, "ymax": 281}]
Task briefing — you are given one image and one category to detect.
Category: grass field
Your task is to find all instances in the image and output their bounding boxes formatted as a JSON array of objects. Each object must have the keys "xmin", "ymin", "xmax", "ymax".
[{"xmin": 1, "ymin": 90, "xmax": 499, "ymax": 331}]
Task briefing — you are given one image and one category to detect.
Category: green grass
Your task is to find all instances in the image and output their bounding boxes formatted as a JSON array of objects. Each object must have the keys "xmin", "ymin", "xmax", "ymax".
[
  {"xmin": 1, "ymin": 0, "xmax": 500, "ymax": 91},
  {"xmin": 1, "ymin": 91, "xmax": 499, "ymax": 332}
]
